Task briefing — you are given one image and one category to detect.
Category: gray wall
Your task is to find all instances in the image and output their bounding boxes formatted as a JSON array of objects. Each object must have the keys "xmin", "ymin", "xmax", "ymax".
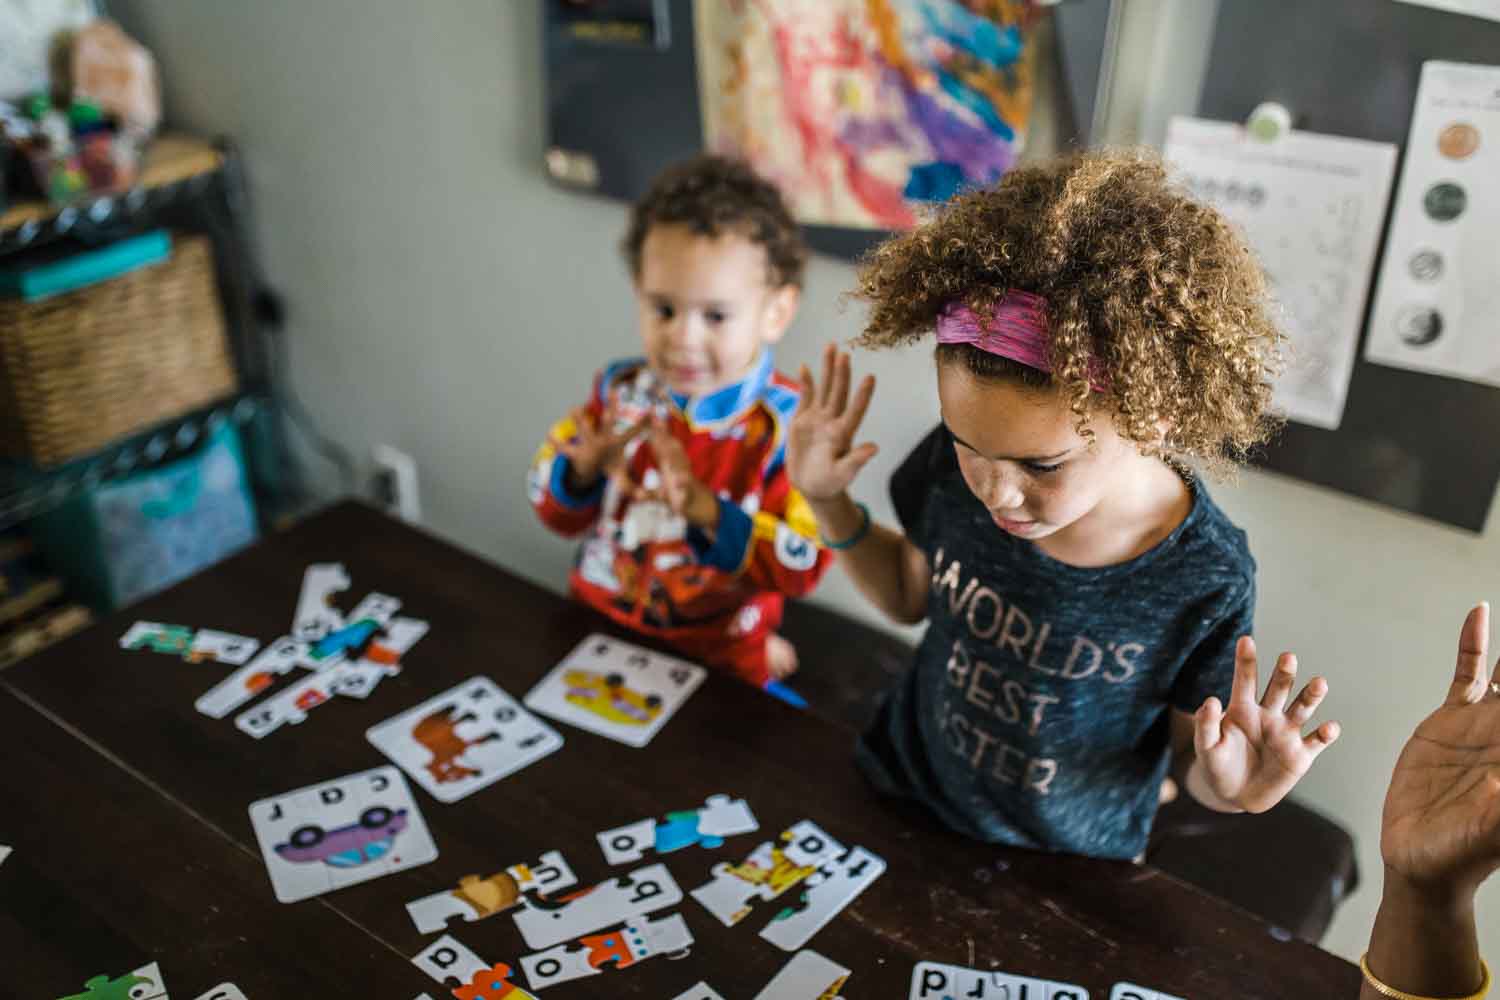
[{"xmin": 111, "ymin": 0, "xmax": 1500, "ymax": 961}]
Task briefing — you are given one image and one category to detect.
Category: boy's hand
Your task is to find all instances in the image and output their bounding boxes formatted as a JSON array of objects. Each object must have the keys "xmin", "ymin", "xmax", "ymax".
[
  {"xmin": 642, "ymin": 418, "xmax": 719, "ymax": 531},
  {"xmin": 551, "ymin": 405, "xmax": 644, "ymax": 493},
  {"xmin": 787, "ymin": 343, "xmax": 880, "ymax": 502},
  {"xmin": 1381, "ymin": 603, "xmax": 1500, "ymax": 897},
  {"xmin": 1191, "ymin": 637, "xmax": 1341, "ymax": 813}
]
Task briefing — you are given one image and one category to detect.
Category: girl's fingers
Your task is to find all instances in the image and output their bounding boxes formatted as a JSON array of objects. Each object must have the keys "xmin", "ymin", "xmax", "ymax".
[
  {"xmin": 1230, "ymin": 637, "xmax": 1261, "ymax": 711},
  {"xmin": 1301, "ymin": 721, "xmax": 1340, "ymax": 759},
  {"xmin": 1284, "ymin": 677, "xmax": 1329, "ymax": 727},
  {"xmin": 833, "ymin": 442, "xmax": 880, "ymax": 483},
  {"xmin": 831, "ymin": 351, "xmax": 851, "ymax": 416},
  {"xmin": 817, "ymin": 343, "xmax": 837, "ymax": 409},
  {"xmin": 796, "ymin": 364, "xmax": 817, "ymax": 410},
  {"xmin": 842, "ymin": 375, "xmax": 876, "ymax": 436},
  {"xmin": 1450, "ymin": 603, "xmax": 1491, "ymax": 706},
  {"xmin": 1194, "ymin": 696, "xmax": 1224, "ymax": 755},
  {"xmin": 1259, "ymin": 653, "xmax": 1298, "ymax": 713}
]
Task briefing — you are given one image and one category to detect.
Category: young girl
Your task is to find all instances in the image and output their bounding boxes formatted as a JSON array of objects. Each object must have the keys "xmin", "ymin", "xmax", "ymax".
[{"xmin": 786, "ymin": 151, "xmax": 1342, "ymax": 860}]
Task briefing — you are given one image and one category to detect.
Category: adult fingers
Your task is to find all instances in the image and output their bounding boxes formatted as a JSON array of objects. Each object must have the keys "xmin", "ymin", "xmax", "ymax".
[{"xmin": 1450, "ymin": 603, "xmax": 1491, "ymax": 707}]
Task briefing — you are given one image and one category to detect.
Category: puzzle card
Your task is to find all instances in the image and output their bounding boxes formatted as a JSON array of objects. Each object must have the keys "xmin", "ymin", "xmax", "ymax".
[
  {"xmin": 524, "ymin": 634, "xmax": 705, "ymax": 747},
  {"xmin": 368, "ymin": 677, "xmax": 563, "ymax": 802},
  {"xmin": 909, "ymin": 962, "xmax": 1090, "ymax": 999},
  {"xmin": 248, "ymin": 765, "xmax": 437, "ymax": 902}
]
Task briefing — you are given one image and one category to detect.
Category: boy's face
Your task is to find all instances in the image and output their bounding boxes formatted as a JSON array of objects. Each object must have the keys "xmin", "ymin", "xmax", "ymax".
[
  {"xmin": 937, "ymin": 363, "xmax": 1144, "ymax": 542},
  {"xmin": 635, "ymin": 223, "xmax": 799, "ymax": 397}
]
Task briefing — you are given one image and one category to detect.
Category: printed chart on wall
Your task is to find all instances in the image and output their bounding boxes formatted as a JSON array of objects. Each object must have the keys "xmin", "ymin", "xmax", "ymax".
[
  {"xmin": 693, "ymin": 0, "xmax": 1040, "ymax": 230},
  {"xmin": 1392, "ymin": 0, "xmax": 1500, "ymax": 23},
  {"xmin": 1164, "ymin": 116, "xmax": 1398, "ymax": 430},
  {"xmin": 1365, "ymin": 61, "xmax": 1500, "ymax": 387}
]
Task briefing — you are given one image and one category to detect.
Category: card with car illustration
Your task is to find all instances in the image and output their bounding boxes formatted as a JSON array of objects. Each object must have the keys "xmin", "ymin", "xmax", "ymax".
[{"xmin": 248, "ymin": 765, "xmax": 437, "ymax": 902}]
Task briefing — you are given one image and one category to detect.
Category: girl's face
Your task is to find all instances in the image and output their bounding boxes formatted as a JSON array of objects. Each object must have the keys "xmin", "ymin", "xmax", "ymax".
[{"xmin": 937, "ymin": 362, "xmax": 1143, "ymax": 541}]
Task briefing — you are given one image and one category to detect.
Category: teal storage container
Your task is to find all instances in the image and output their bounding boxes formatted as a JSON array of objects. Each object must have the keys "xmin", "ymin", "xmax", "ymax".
[{"xmin": 32, "ymin": 420, "xmax": 260, "ymax": 611}]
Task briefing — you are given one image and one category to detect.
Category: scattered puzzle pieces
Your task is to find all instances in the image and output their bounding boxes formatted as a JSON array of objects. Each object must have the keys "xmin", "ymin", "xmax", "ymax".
[
  {"xmin": 690, "ymin": 820, "xmax": 843, "ymax": 927},
  {"xmin": 452, "ymin": 963, "xmax": 537, "ymax": 1000},
  {"xmin": 58, "ymin": 962, "xmax": 167, "ymax": 1000},
  {"xmin": 596, "ymin": 794, "xmax": 758, "ymax": 865},
  {"xmin": 406, "ymin": 851, "xmax": 578, "ymax": 933},
  {"xmin": 520, "ymin": 913, "xmax": 693, "ymax": 990}
]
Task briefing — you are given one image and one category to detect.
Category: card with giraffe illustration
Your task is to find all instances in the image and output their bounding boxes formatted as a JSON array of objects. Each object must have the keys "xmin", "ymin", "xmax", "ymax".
[{"xmin": 367, "ymin": 677, "xmax": 562, "ymax": 803}]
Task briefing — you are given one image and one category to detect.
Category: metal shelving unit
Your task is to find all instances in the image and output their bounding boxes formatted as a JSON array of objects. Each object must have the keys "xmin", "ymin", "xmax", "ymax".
[{"xmin": 0, "ymin": 133, "xmax": 300, "ymax": 533}]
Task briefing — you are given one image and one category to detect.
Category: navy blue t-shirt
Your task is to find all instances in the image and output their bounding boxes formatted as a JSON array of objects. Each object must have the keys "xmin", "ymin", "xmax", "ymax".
[{"xmin": 857, "ymin": 426, "xmax": 1256, "ymax": 860}]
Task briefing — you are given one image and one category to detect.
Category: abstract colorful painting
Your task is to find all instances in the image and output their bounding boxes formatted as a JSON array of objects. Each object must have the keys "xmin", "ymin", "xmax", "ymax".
[{"xmin": 694, "ymin": 0, "xmax": 1039, "ymax": 229}]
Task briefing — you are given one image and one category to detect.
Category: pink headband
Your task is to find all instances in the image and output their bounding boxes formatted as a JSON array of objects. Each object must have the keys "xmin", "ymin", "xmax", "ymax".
[{"xmin": 935, "ymin": 291, "xmax": 1108, "ymax": 391}]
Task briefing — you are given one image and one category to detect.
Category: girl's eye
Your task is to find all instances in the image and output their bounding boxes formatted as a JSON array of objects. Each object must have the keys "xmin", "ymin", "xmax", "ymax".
[
  {"xmin": 705, "ymin": 309, "xmax": 727, "ymax": 324},
  {"xmin": 1023, "ymin": 461, "xmax": 1063, "ymax": 475},
  {"xmin": 655, "ymin": 304, "xmax": 675, "ymax": 320}
]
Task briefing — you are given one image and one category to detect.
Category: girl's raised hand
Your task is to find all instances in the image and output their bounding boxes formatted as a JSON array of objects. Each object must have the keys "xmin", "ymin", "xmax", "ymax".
[
  {"xmin": 787, "ymin": 344, "xmax": 879, "ymax": 502},
  {"xmin": 1193, "ymin": 637, "xmax": 1341, "ymax": 813},
  {"xmin": 1380, "ymin": 603, "xmax": 1500, "ymax": 896}
]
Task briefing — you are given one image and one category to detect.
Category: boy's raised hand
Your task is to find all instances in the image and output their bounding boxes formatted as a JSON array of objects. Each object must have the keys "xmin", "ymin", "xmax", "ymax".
[
  {"xmin": 1192, "ymin": 637, "xmax": 1341, "ymax": 813},
  {"xmin": 787, "ymin": 344, "xmax": 880, "ymax": 502},
  {"xmin": 551, "ymin": 405, "xmax": 644, "ymax": 492},
  {"xmin": 643, "ymin": 417, "xmax": 720, "ymax": 531},
  {"xmin": 1381, "ymin": 603, "xmax": 1500, "ymax": 895}
]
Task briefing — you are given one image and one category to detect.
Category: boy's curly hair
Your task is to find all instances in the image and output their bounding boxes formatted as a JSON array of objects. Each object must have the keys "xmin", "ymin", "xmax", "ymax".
[
  {"xmin": 854, "ymin": 149, "xmax": 1285, "ymax": 476},
  {"xmin": 623, "ymin": 155, "xmax": 808, "ymax": 289}
]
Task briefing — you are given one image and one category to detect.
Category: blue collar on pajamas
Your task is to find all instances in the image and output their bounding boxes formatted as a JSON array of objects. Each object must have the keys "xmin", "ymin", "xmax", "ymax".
[{"xmin": 669, "ymin": 350, "xmax": 774, "ymax": 429}]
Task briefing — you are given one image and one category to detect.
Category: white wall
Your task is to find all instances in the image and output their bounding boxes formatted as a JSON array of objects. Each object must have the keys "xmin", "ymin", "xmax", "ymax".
[{"xmin": 111, "ymin": 0, "xmax": 1500, "ymax": 962}]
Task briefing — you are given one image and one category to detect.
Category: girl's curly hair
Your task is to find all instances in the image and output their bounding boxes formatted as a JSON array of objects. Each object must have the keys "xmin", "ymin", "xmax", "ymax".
[{"xmin": 853, "ymin": 149, "xmax": 1285, "ymax": 477}]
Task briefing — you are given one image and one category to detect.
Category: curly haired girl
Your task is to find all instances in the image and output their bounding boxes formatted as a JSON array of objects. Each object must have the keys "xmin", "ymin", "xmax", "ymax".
[{"xmin": 786, "ymin": 150, "xmax": 1342, "ymax": 859}]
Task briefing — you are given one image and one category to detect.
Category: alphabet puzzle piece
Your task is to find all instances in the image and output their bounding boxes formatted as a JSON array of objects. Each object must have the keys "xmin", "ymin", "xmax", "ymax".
[
  {"xmin": 690, "ymin": 820, "xmax": 843, "ymax": 927},
  {"xmin": 519, "ymin": 913, "xmax": 693, "ymax": 990},
  {"xmin": 406, "ymin": 851, "xmax": 577, "ymax": 933},
  {"xmin": 596, "ymin": 794, "xmax": 758, "ymax": 865}
]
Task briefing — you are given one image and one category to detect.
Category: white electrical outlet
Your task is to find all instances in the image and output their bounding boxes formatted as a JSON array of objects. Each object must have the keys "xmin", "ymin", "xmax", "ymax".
[{"xmin": 372, "ymin": 444, "xmax": 421, "ymax": 524}]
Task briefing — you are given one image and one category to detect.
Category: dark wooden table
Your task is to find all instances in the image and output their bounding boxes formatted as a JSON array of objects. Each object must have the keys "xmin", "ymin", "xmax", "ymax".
[
  {"xmin": 0, "ymin": 501, "xmax": 1362, "ymax": 998},
  {"xmin": 0, "ymin": 685, "xmax": 423, "ymax": 998}
]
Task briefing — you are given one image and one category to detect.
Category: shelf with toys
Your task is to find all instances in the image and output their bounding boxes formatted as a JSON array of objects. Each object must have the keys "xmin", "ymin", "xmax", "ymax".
[{"xmin": 1, "ymin": 132, "xmax": 223, "ymax": 248}]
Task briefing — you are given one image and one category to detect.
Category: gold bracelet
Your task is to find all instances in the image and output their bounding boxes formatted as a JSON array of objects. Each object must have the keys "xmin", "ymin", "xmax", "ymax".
[{"xmin": 1361, "ymin": 954, "xmax": 1491, "ymax": 1000}]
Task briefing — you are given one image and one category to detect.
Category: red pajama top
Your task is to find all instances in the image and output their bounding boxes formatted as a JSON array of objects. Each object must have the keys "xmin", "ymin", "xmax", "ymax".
[{"xmin": 528, "ymin": 353, "xmax": 832, "ymax": 685}]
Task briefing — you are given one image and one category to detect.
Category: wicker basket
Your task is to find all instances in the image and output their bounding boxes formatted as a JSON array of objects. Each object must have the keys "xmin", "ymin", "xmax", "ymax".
[{"xmin": 0, "ymin": 234, "xmax": 237, "ymax": 467}]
